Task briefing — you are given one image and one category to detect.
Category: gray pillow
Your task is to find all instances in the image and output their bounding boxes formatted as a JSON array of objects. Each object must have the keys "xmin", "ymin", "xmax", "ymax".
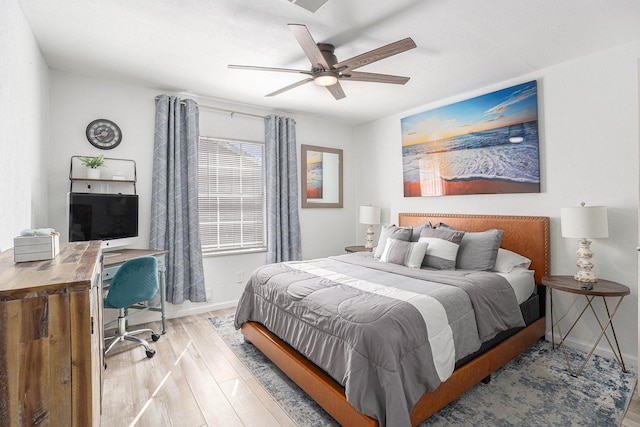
[
  {"xmin": 418, "ymin": 228, "xmax": 465, "ymax": 270},
  {"xmin": 435, "ymin": 223, "xmax": 503, "ymax": 271},
  {"xmin": 373, "ymin": 225, "xmax": 412, "ymax": 258},
  {"xmin": 409, "ymin": 221, "xmax": 432, "ymax": 242},
  {"xmin": 379, "ymin": 238, "xmax": 429, "ymax": 268}
]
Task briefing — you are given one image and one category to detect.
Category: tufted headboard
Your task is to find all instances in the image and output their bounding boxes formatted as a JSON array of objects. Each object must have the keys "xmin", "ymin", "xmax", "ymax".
[{"xmin": 398, "ymin": 213, "xmax": 550, "ymax": 284}]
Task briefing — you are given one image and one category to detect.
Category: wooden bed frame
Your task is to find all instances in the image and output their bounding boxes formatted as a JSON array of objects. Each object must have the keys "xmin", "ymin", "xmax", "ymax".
[{"xmin": 241, "ymin": 213, "xmax": 550, "ymax": 426}]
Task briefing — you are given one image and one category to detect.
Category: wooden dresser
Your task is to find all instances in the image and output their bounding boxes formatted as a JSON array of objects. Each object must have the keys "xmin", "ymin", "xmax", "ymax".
[{"xmin": 0, "ymin": 241, "xmax": 103, "ymax": 426}]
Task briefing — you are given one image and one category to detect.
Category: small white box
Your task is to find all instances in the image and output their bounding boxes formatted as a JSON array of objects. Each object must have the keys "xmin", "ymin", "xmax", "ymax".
[{"xmin": 14, "ymin": 234, "xmax": 60, "ymax": 262}]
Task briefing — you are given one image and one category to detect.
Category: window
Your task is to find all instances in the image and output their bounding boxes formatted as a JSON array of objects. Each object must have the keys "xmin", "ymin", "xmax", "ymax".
[{"xmin": 198, "ymin": 136, "xmax": 266, "ymax": 254}]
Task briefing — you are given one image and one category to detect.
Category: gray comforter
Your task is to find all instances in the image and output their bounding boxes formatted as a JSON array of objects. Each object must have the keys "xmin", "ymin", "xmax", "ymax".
[{"xmin": 235, "ymin": 253, "xmax": 524, "ymax": 427}]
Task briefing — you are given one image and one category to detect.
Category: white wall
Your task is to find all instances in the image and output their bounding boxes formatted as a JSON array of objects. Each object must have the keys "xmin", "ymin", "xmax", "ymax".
[
  {"xmin": 354, "ymin": 41, "xmax": 640, "ymax": 366},
  {"xmin": 48, "ymin": 73, "xmax": 160, "ymax": 248},
  {"xmin": 47, "ymin": 72, "xmax": 355, "ymax": 319},
  {"xmin": 0, "ymin": 0, "xmax": 50, "ymax": 250}
]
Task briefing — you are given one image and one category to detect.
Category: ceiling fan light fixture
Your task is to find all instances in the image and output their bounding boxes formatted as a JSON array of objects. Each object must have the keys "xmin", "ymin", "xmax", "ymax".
[
  {"xmin": 228, "ymin": 24, "xmax": 416, "ymax": 100},
  {"xmin": 314, "ymin": 72, "xmax": 338, "ymax": 87}
]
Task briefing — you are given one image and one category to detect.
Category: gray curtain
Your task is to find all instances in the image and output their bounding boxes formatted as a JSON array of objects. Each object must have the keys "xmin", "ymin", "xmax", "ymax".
[
  {"xmin": 265, "ymin": 115, "xmax": 302, "ymax": 263},
  {"xmin": 150, "ymin": 95, "xmax": 205, "ymax": 304}
]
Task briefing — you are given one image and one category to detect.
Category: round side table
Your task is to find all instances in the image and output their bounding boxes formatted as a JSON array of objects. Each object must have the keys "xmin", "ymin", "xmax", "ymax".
[
  {"xmin": 541, "ymin": 275, "xmax": 629, "ymax": 377},
  {"xmin": 344, "ymin": 245, "xmax": 371, "ymax": 253}
]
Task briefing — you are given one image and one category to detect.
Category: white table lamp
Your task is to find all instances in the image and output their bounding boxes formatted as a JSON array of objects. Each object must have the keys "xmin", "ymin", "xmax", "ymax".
[
  {"xmin": 560, "ymin": 203, "xmax": 608, "ymax": 283},
  {"xmin": 359, "ymin": 206, "xmax": 381, "ymax": 250}
]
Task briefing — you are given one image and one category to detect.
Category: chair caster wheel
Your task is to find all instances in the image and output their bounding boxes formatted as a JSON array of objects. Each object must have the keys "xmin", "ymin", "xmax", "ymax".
[
  {"xmin": 151, "ymin": 333, "xmax": 161, "ymax": 342},
  {"xmin": 146, "ymin": 349, "xmax": 156, "ymax": 358}
]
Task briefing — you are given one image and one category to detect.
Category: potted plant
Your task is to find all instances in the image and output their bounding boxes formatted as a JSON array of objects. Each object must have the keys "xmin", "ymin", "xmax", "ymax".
[{"xmin": 80, "ymin": 155, "xmax": 104, "ymax": 179}]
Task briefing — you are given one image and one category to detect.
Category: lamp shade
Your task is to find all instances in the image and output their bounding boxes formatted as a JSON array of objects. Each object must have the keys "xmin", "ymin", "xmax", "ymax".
[
  {"xmin": 359, "ymin": 205, "xmax": 381, "ymax": 225},
  {"xmin": 560, "ymin": 205, "xmax": 609, "ymax": 239}
]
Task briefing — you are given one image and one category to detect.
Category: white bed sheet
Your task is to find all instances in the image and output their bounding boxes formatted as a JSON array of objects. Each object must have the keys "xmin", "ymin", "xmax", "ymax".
[{"xmin": 497, "ymin": 267, "xmax": 535, "ymax": 305}]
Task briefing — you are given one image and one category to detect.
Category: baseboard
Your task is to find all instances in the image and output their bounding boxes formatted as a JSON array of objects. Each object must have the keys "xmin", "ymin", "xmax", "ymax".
[
  {"xmin": 544, "ymin": 332, "xmax": 638, "ymax": 370},
  {"xmin": 121, "ymin": 299, "xmax": 239, "ymax": 327}
]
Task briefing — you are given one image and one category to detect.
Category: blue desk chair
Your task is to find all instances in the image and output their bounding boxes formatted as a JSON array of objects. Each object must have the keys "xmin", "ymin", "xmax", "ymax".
[{"xmin": 104, "ymin": 256, "xmax": 161, "ymax": 358}]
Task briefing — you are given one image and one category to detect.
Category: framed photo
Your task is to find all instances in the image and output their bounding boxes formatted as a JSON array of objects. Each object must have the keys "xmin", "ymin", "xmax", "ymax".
[
  {"xmin": 300, "ymin": 145, "xmax": 343, "ymax": 208},
  {"xmin": 401, "ymin": 81, "xmax": 540, "ymax": 197}
]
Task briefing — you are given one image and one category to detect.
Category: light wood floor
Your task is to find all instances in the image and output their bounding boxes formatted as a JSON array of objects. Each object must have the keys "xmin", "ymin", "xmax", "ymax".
[
  {"xmin": 101, "ymin": 308, "xmax": 296, "ymax": 427},
  {"xmin": 623, "ymin": 388, "xmax": 640, "ymax": 427},
  {"xmin": 102, "ymin": 309, "xmax": 639, "ymax": 427}
]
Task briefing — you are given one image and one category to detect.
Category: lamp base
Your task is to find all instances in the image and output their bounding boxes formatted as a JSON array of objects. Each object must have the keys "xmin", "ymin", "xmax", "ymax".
[
  {"xmin": 574, "ymin": 271, "xmax": 597, "ymax": 283},
  {"xmin": 364, "ymin": 225, "xmax": 374, "ymax": 250},
  {"xmin": 574, "ymin": 238, "xmax": 598, "ymax": 283}
]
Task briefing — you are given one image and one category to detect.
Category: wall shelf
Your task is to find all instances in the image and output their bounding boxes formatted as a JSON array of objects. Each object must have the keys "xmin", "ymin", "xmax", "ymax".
[{"xmin": 69, "ymin": 156, "xmax": 137, "ymax": 194}]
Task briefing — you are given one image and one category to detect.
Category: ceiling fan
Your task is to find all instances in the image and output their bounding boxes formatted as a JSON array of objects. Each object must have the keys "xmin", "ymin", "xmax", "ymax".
[{"xmin": 228, "ymin": 24, "xmax": 417, "ymax": 100}]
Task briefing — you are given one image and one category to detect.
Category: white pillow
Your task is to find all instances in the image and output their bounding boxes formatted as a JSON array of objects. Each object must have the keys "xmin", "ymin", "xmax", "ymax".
[
  {"xmin": 493, "ymin": 248, "xmax": 532, "ymax": 273},
  {"xmin": 379, "ymin": 238, "xmax": 429, "ymax": 269}
]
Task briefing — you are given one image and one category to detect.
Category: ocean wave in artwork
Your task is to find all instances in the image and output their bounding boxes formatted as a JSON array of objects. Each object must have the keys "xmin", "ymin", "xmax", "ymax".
[
  {"xmin": 402, "ymin": 122, "xmax": 540, "ymax": 184},
  {"xmin": 403, "ymin": 142, "xmax": 539, "ymax": 184},
  {"xmin": 450, "ymin": 142, "xmax": 538, "ymax": 182}
]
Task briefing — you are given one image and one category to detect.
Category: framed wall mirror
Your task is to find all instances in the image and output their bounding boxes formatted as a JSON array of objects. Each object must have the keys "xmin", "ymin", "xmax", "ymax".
[{"xmin": 301, "ymin": 144, "xmax": 343, "ymax": 208}]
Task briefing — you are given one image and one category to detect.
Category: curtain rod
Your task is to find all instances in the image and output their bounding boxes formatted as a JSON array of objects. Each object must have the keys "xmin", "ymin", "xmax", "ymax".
[
  {"xmin": 154, "ymin": 95, "xmax": 266, "ymax": 120},
  {"xmin": 198, "ymin": 104, "xmax": 266, "ymax": 120}
]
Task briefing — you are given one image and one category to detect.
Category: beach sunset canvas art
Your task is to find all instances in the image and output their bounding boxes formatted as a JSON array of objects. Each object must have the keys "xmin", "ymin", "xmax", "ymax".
[
  {"xmin": 306, "ymin": 149, "xmax": 323, "ymax": 199},
  {"xmin": 401, "ymin": 81, "xmax": 540, "ymax": 197}
]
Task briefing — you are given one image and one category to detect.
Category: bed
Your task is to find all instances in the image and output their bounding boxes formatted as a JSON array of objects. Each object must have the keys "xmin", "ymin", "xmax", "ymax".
[{"xmin": 235, "ymin": 213, "xmax": 549, "ymax": 426}]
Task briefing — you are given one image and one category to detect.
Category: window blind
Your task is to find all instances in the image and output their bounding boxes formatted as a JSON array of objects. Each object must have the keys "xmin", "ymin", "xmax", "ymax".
[{"xmin": 198, "ymin": 136, "xmax": 265, "ymax": 253}]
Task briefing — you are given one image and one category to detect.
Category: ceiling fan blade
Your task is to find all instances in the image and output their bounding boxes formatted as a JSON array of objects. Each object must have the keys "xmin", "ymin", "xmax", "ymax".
[
  {"xmin": 265, "ymin": 78, "xmax": 314, "ymax": 97},
  {"xmin": 288, "ymin": 23, "xmax": 330, "ymax": 69},
  {"xmin": 342, "ymin": 71, "xmax": 410, "ymax": 85},
  {"xmin": 326, "ymin": 81, "xmax": 346, "ymax": 100},
  {"xmin": 228, "ymin": 64, "xmax": 312, "ymax": 76},
  {"xmin": 334, "ymin": 37, "xmax": 417, "ymax": 72}
]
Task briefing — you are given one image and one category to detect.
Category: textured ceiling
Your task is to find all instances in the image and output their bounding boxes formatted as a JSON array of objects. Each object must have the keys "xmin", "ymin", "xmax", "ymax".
[{"xmin": 17, "ymin": 0, "xmax": 640, "ymax": 125}]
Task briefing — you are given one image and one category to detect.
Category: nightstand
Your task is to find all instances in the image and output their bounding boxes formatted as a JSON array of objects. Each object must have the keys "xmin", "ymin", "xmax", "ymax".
[
  {"xmin": 345, "ymin": 245, "xmax": 371, "ymax": 253},
  {"xmin": 541, "ymin": 275, "xmax": 629, "ymax": 377}
]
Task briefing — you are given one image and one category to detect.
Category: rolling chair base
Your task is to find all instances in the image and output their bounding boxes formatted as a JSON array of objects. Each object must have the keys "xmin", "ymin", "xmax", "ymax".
[{"xmin": 104, "ymin": 315, "xmax": 160, "ymax": 359}]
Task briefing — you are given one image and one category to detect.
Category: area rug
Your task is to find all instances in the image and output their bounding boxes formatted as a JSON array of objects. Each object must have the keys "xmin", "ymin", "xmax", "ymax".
[{"xmin": 209, "ymin": 314, "xmax": 636, "ymax": 426}]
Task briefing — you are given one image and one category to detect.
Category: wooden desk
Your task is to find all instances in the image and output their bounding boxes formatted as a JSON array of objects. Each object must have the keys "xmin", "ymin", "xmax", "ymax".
[
  {"xmin": 103, "ymin": 249, "xmax": 168, "ymax": 334},
  {"xmin": 0, "ymin": 242, "xmax": 103, "ymax": 426},
  {"xmin": 541, "ymin": 275, "xmax": 629, "ymax": 377}
]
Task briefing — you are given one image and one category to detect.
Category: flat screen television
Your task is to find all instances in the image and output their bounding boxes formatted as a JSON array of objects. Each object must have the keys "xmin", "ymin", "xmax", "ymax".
[{"xmin": 68, "ymin": 192, "xmax": 139, "ymax": 249}]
